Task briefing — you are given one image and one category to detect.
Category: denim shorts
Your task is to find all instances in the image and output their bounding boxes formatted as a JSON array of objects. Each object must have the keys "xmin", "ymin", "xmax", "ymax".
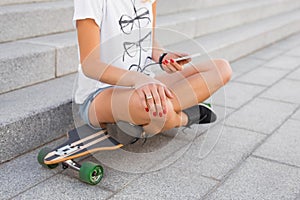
[{"xmin": 78, "ymin": 86, "xmax": 113, "ymax": 130}]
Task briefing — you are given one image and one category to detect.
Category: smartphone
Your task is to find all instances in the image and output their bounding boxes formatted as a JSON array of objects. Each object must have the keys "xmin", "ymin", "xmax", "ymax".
[{"xmin": 173, "ymin": 52, "xmax": 203, "ymax": 62}]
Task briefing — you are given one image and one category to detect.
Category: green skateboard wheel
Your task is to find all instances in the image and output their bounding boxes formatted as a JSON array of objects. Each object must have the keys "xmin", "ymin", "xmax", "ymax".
[
  {"xmin": 37, "ymin": 147, "xmax": 59, "ymax": 169},
  {"xmin": 79, "ymin": 162, "xmax": 104, "ymax": 185}
]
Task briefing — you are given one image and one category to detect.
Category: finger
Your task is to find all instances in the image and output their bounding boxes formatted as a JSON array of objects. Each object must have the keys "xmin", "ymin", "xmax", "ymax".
[
  {"xmin": 170, "ymin": 59, "xmax": 183, "ymax": 71},
  {"xmin": 164, "ymin": 86, "xmax": 174, "ymax": 99},
  {"xmin": 136, "ymin": 88, "xmax": 149, "ymax": 112},
  {"xmin": 162, "ymin": 64, "xmax": 172, "ymax": 73},
  {"xmin": 163, "ymin": 60, "xmax": 177, "ymax": 72},
  {"xmin": 158, "ymin": 85, "xmax": 167, "ymax": 115},
  {"xmin": 150, "ymin": 85, "xmax": 163, "ymax": 117},
  {"xmin": 143, "ymin": 86, "xmax": 156, "ymax": 113}
]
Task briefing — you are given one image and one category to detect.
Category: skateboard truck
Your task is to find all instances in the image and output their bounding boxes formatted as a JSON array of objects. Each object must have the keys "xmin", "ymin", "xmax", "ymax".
[{"xmin": 62, "ymin": 160, "xmax": 81, "ymax": 171}]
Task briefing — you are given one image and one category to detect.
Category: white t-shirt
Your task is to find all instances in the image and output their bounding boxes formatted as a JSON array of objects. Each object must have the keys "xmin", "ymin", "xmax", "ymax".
[{"xmin": 73, "ymin": 0, "xmax": 156, "ymax": 104}]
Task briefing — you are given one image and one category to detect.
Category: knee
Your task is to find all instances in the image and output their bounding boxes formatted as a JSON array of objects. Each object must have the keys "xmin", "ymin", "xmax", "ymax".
[
  {"xmin": 213, "ymin": 59, "xmax": 232, "ymax": 85},
  {"xmin": 162, "ymin": 102, "xmax": 182, "ymax": 130}
]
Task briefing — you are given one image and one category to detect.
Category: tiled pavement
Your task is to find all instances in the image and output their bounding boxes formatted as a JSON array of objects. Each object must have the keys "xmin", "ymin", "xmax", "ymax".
[{"xmin": 1, "ymin": 33, "xmax": 300, "ymax": 200}]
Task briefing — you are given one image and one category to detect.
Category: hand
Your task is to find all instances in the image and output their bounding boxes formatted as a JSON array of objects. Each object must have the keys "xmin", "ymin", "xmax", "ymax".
[
  {"xmin": 134, "ymin": 80, "xmax": 174, "ymax": 118},
  {"xmin": 161, "ymin": 52, "xmax": 191, "ymax": 73}
]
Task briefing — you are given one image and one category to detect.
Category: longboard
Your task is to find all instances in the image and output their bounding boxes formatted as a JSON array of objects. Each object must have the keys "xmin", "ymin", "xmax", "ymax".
[
  {"xmin": 44, "ymin": 126, "xmax": 123, "ymax": 165},
  {"xmin": 37, "ymin": 125, "xmax": 130, "ymax": 185}
]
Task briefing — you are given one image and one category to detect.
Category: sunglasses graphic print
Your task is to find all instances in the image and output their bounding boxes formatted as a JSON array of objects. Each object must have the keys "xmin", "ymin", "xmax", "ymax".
[
  {"xmin": 118, "ymin": 0, "xmax": 153, "ymax": 73},
  {"xmin": 119, "ymin": 7, "xmax": 151, "ymax": 35},
  {"xmin": 122, "ymin": 31, "xmax": 152, "ymax": 62}
]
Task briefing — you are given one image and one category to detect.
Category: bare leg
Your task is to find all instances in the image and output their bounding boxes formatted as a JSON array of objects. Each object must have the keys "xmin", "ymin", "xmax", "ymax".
[
  {"xmin": 158, "ymin": 59, "xmax": 232, "ymax": 111},
  {"xmin": 88, "ymin": 87, "xmax": 187, "ymax": 134},
  {"xmin": 88, "ymin": 59, "xmax": 232, "ymax": 133}
]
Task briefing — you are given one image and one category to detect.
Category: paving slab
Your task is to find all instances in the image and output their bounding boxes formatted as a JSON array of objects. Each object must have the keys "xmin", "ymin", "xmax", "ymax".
[
  {"xmin": 14, "ymin": 173, "xmax": 112, "ymax": 200},
  {"xmin": 291, "ymin": 108, "xmax": 300, "ymax": 121},
  {"xmin": 236, "ymin": 67, "xmax": 289, "ymax": 86},
  {"xmin": 110, "ymin": 164, "xmax": 217, "ymax": 200},
  {"xmin": 0, "ymin": 138, "xmax": 64, "ymax": 200},
  {"xmin": 270, "ymin": 41, "xmax": 299, "ymax": 51},
  {"xmin": 263, "ymin": 55, "xmax": 300, "ymax": 70},
  {"xmin": 254, "ymin": 119, "xmax": 300, "ymax": 167},
  {"xmin": 226, "ymin": 98, "xmax": 297, "ymax": 134},
  {"xmin": 286, "ymin": 67, "xmax": 300, "ymax": 81},
  {"xmin": 206, "ymin": 157, "xmax": 300, "ymax": 200},
  {"xmin": 269, "ymin": 33, "xmax": 300, "ymax": 50},
  {"xmin": 88, "ymin": 131, "xmax": 196, "ymax": 175},
  {"xmin": 249, "ymin": 46, "xmax": 284, "ymax": 60},
  {"xmin": 260, "ymin": 79, "xmax": 300, "ymax": 104},
  {"xmin": 68, "ymin": 134, "xmax": 189, "ymax": 192},
  {"xmin": 210, "ymin": 82, "xmax": 265, "ymax": 109},
  {"xmin": 230, "ymin": 57, "xmax": 266, "ymax": 74},
  {"xmin": 230, "ymin": 57, "xmax": 266, "ymax": 80},
  {"xmin": 76, "ymin": 157, "xmax": 139, "ymax": 192},
  {"xmin": 285, "ymin": 46, "xmax": 300, "ymax": 57},
  {"xmin": 170, "ymin": 125, "xmax": 265, "ymax": 180},
  {"xmin": 209, "ymin": 105, "xmax": 235, "ymax": 124}
]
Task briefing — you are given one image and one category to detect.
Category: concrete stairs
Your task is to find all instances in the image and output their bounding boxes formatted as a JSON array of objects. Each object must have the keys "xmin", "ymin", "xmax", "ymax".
[{"xmin": 1, "ymin": 0, "xmax": 300, "ymax": 163}]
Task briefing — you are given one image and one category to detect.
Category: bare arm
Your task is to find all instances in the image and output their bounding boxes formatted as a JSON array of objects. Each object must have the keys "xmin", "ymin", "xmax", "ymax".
[
  {"xmin": 76, "ymin": 19, "xmax": 150, "ymax": 87},
  {"xmin": 151, "ymin": 1, "xmax": 164, "ymax": 62}
]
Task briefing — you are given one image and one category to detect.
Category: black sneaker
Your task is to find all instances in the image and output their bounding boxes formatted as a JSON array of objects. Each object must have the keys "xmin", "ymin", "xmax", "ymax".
[{"xmin": 182, "ymin": 103, "xmax": 217, "ymax": 127}]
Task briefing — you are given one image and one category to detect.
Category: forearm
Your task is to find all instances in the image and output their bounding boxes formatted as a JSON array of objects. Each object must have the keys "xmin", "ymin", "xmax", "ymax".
[
  {"xmin": 82, "ymin": 59, "xmax": 151, "ymax": 87},
  {"xmin": 151, "ymin": 2, "xmax": 165, "ymax": 63},
  {"xmin": 152, "ymin": 39, "xmax": 165, "ymax": 62}
]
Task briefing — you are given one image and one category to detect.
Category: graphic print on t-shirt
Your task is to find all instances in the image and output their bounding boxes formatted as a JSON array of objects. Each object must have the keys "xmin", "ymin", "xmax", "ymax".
[{"xmin": 118, "ymin": 0, "xmax": 152, "ymax": 74}]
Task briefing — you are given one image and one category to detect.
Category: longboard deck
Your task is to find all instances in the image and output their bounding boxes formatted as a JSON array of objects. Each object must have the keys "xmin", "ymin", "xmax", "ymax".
[{"xmin": 44, "ymin": 125, "xmax": 123, "ymax": 165}]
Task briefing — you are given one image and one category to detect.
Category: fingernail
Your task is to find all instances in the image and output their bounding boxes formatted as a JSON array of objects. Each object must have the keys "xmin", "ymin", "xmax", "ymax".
[
  {"xmin": 162, "ymin": 60, "xmax": 167, "ymax": 65},
  {"xmin": 163, "ymin": 109, "xmax": 167, "ymax": 114},
  {"xmin": 165, "ymin": 60, "xmax": 169, "ymax": 64},
  {"xmin": 145, "ymin": 108, "xmax": 149, "ymax": 112},
  {"xmin": 159, "ymin": 112, "xmax": 162, "ymax": 117},
  {"xmin": 170, "ymin": 59, "xmax": 174, "ymax": 63},
  {"xmin": 153, "ymin": 112, "xmax": 157, "ymax": 117}
]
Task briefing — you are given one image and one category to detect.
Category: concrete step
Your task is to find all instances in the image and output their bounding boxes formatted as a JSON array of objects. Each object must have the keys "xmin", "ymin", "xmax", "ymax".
[
  {"xmin": 0, "ymin": 0, "xmax": 246, "ymax": 43},
  {"xmin": 157, "ymin": 0, "xmax": 248, "ymax": 16},
  {"xmin": 2, "ymin": 0, "xmax": 299, "ymax": 94},
  {"xmin": 166, "ymin": 9, "xmax": 300, "ymax": 61},
  {"xmin": 0, "ymin": 31, "xmax": 78, "ymax": 94},
  {"xmin": 0, "ymin": 0, "xmax": 56, "ymax": 6},
  {"xmin": 0, "ymin": 0, "xmax": 73, "ymax": 43},
  {"xmin": 1, "ymin": 0, "xmax": 295, "ymax": 44},
  {"xmin": 157, "ymin": 0, "xmax": 300, "ymax": 46},
  {"xmin": 0, "ymin": 74, "xmax": 76, "ymax": 163}
]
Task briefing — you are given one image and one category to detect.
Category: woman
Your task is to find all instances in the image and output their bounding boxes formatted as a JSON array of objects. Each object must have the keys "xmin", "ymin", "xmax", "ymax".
[{"xmin": 73, "ymin": 0, "xmax": 232, "ymax": 137}]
